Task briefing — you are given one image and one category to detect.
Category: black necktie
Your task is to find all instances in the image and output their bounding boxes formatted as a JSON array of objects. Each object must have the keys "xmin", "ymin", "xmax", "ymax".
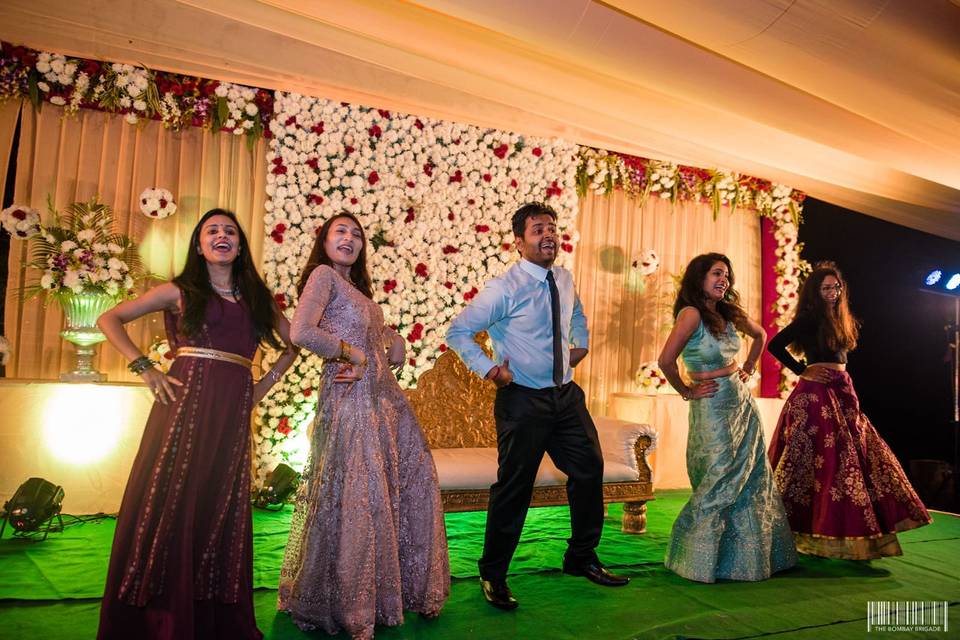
[{"xmin": 546, "ymin": 270, "xmax": 563, "ymax": 387}]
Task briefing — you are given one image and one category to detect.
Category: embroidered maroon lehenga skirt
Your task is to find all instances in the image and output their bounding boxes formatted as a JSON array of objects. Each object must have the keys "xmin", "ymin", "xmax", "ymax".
[{"xmin": 768, "ymin": 370, "xmax": 931, "ymax": 559}]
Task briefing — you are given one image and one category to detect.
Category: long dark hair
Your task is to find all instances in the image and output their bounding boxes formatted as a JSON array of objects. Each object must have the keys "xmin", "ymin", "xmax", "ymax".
[
  {"xmin": 296, "ymin": 213, "xmax": 373, "ymax": 299},
  {"xmin": 172, "ymin": 208, "xmax": 283, "ymax": 349},
  {"xmin": 793, "ymin": 261, "xmax": 859, "ymax": 353},
  {"xmin": 673, "ymin": 252, "xmax": 749, "ymax": 337}
]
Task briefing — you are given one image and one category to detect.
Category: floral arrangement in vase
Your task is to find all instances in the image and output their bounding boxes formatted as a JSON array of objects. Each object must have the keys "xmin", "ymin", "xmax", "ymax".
[
  {"xmin": 18, "ymin": 197, "xmax": 146, "ymax": 300},
  {"xmin": 9, "ymin": 196, "xmax": 149, "ymax": 381}
]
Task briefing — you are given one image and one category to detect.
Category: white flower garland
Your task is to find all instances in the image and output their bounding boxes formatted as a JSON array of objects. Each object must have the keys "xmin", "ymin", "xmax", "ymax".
[
  {"xmin": 252, "ymin": 93, "xmax": 579, "ymax": 485},
  {"xmin": 767, "ymin": 185, "xmax": 809, "ymax": 393}
]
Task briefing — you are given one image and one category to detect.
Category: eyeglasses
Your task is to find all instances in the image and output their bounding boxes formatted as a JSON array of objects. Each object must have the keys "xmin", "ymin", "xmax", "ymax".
[{"xmin": 820, "ymin": 284, "xmax": 843, "ymax": 292}]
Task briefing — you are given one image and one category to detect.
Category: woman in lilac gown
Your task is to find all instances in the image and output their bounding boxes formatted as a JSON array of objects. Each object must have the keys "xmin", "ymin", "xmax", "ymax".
[
  {"xmin": 278, "ymin": 213, "xmax": 449, "ymax": 639},
  {"xmin": 96, "ymin": 209, "xmax": 296, "ymax": 640}
]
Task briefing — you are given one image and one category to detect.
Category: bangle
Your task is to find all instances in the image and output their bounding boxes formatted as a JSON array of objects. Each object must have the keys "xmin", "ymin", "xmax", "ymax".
[
  {"xmin": 260, "ymin": 368, "xmax": 281, "ymax": 384},
  {"xmin": 336, "ymin": 340, "xmax": 352, "ymax": 363},
  {"xmin": 487, "ymin": 365, "xmax": 501, "ymax": 381},
  {"xmin": 128, "ymin": 355, "xmax": 157, "ymax": 375}
]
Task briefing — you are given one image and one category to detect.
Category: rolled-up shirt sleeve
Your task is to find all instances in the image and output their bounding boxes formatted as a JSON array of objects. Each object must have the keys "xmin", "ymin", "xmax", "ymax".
[
  {"xmin": 570, "ymin": 292, "xmax": 589, "ymax": 350},
  {"xmin": 446, "ymin": 281, "xmax": 507, "ymax": 379}
]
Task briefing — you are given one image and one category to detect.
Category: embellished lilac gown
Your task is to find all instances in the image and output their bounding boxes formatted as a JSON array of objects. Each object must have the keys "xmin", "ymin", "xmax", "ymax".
[
  {"xmin": 98, "ymin": 296, "xmax": 261, "ymax": 640},
  {"xmin": 278, "ymin": 265, "xmax": 449, "ymax": 639}
]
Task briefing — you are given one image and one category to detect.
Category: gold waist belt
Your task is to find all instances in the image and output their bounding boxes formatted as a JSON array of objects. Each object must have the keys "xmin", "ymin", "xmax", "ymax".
[{"xmin": 176, "ymin": 347, "xmax": 252, "ymax": 369}]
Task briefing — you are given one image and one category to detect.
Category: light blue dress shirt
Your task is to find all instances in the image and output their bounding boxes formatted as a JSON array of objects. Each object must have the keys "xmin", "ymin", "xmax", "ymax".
[{"xmin": 446, "ymin": 259, "xmax": 589, "ymax": 389}]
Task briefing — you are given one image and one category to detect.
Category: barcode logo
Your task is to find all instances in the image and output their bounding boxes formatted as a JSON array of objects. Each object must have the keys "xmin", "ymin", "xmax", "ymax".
[{"xmin": 867, "ymin": 601, "xmax": 950, "ymax": 633}]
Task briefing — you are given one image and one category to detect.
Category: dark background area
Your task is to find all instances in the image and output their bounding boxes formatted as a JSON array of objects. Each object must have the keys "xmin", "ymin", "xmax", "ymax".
[{"xmin": 799, "ymin": 198, "xmax": 958, "ymax": 508}]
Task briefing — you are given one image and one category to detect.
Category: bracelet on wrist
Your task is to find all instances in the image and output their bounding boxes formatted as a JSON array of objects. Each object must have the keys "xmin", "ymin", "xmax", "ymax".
[
  {"xmin": 260, "ymin": 368, "xmax": 281, "ymax": 384},
  {"xmin": 336, "ymin": 340, "xmax": 352, "ymax": 363},
  {"xmin": 128, "ymin": 355, "xmax": 157, "ymax": 375}
]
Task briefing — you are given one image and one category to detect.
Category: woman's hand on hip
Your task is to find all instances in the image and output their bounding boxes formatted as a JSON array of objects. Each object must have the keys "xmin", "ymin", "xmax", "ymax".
[
  {"xmin": 142, "ymin": 367, "xmax": 183, "ymax": 404},
  {"xmin": 800, "ymin": 365, "xmax": 833, "ymax": 383},
  {"xmin": 685, "ymin": 379, "xmax": 719, "ymax": 399}
]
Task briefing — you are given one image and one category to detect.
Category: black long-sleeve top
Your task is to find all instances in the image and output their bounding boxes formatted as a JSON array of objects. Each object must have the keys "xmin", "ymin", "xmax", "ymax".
[{"xmin": 766, "ymin": 315, "xmax": 848, "ymax": 375}]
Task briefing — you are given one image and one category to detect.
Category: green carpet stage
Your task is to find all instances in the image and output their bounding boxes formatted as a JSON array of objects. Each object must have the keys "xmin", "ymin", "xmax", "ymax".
[{"xmin": 1, "ymin": 490, "xmax": 957, "ymax": 639}]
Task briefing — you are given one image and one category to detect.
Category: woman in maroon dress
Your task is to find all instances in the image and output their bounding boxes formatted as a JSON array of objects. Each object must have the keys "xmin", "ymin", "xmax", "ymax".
[
  {"xmin": 96, "ymin": 208, "xmax": 296, "ymax": 639},
  {"xmin": 767, "ymin": 261, "xmax": 931, "ymax": 559}
]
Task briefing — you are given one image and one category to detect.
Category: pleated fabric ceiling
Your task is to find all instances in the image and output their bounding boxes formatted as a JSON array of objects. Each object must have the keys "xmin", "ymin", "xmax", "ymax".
[{"xmin": 2, "ymin": 0, "xmax": 958, "ymax": 237}]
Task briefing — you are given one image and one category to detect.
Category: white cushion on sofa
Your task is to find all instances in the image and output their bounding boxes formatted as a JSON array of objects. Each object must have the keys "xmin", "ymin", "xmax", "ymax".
[{"xmin": 431, "ymin": 447, "xmax": 640, "ymax": 490}]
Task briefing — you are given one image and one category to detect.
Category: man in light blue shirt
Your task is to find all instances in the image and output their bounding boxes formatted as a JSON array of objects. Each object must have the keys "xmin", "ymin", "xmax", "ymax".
[{"xmin": 447, "ymin": 202, "xmax": 629, "ymax": 611}]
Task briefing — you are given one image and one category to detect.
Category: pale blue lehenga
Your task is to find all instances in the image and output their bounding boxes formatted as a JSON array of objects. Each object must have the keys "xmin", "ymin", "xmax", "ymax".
[{"xmin": 664, "ymin": 316, "xmax": 797, "ymax": 583}]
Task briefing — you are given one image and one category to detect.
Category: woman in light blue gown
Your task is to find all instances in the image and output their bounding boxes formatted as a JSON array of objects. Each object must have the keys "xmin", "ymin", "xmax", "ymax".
[{"xmin": 657, "ymin": 253, "xmax": 796, "ymax": 583}]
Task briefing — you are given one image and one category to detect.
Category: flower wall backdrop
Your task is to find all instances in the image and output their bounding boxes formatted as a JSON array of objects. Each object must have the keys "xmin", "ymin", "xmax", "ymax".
[
  {"xmin": 0, "ymin": 40, "xmax": 809, "ymax": 481},
  {"xmin": 252, "ymin": 92, "xmax": 579, "ymax": 483}
]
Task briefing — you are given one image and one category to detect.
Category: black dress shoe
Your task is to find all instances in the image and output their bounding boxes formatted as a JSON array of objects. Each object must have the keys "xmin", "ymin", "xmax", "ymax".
[
  {"xmin": 480, "ymin": 578, "xmax": 519, "ymax": 610},
  {"xmin": 562, "ymin": 560, "xmax": 630, "ymax": 587}
]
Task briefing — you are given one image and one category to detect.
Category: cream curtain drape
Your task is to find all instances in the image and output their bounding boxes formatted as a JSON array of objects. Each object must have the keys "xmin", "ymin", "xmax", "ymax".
[
  {"xmin": 572, "ymin": 191, "xmax": 761, "ymax": 416},
  {"xmin": 2, "ymin": 104, "xmax": 268, "ymax": 381},
  {"xmin": 1, "ymin": 105, "xmax": 762, "ymax": 396}
]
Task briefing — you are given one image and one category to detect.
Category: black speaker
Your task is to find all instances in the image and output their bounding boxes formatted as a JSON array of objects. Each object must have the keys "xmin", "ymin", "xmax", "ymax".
[{"xmin": 1, "ymin": 477, "xmax": 65, "ymax": 541}]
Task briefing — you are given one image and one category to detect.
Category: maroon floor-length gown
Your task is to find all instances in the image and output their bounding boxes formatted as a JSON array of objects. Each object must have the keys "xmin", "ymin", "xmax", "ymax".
[{"xmin": 98, "ymin": 295, "xmax": 261, "ymax": 640}]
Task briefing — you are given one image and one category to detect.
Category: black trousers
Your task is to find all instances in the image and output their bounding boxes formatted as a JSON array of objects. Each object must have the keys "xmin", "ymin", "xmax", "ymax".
[{"xmin": 478, "ymin": 381, "xmax": 605, "ymax": 580}]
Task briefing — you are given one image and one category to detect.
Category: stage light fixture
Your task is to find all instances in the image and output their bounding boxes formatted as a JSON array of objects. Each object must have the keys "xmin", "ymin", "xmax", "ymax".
[
  {"xmin": 0, "ymin": 478, "xmax": 65, "ymax": 541},
  {"xmin": 254, "ymin": 464, "xmax": 300, "ymax": 510},
  {"xmin": 919, "ymin": 266, "xmax": 960, "ymax": 298},
  {"xmin": 919, "ymin": 265, "xmax": 960, "ymax": 475}
]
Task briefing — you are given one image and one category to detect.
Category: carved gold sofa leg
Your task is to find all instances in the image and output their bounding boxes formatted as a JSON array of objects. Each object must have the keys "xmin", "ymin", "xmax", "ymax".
[{"xmin": 621, "ymin": 500, "xmax": 647, "ymax": 534}]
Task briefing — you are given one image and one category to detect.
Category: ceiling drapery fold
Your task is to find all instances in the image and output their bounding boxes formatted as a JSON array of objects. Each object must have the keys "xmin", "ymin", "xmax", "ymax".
[{"xmin": 2, "ymin": 0, "xmax": 957, "ymax": 237}]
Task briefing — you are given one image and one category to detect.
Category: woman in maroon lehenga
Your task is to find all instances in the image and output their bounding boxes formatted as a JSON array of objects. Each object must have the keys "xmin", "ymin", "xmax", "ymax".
[
  {"xmin": 767, "ymin": 262, "xmax": 931, "ymax": 560},
  {"xmin": 96, "ymin": 209, "xmax": 296, "ymax": 640},
  {"xmin": 277, "ymin": 213, "xmax": 449, "ymax": 640}
]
